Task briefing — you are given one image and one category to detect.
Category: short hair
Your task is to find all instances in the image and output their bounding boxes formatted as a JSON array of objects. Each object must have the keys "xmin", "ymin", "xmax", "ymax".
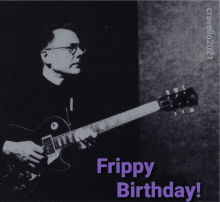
[{"xmin": 39, "ymin": 22, "xmax": 77, "ymax": 51}]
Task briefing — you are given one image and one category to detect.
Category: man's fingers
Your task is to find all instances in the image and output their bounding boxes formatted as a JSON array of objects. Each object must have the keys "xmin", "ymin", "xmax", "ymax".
[
  {"xmin": 28, "ymin": 163, "xmax": 36, "ymax": 168},
  {"xmin": 74, "ymin": 128, "xmax": 97, "ymax": 150},
  {"xmin": 33, "ymin": 145, "xmax": 44, "ymax": 154},
  {"xmin": 31, "ymin": 152, "xmax": 44, "ymax": 161},
  {"xmin": 89, "ymin": 130, "xmax": 97, "ymax": 138},
  {"xmin": 78, "ymin": 142, "xmax": 86, "ymax": 149},
  {"xmin": 86, "ymin": 129, "xmax": 97, "ymax": 138},
  {"xmin": 74, "ymin": 134, "xmax": 80, "ymax": 143},
  {"xmin": 75, "ymin": 128, "xmax": 97, "ymax": 142},
  {"xmin": 75, "ymin": 128, "xmax": 86, "ymax": 142},
  {"xmin": 28, "ymin": 141, "xmax": 44, "ymax": 154},
  {"xmin": 29, "ymin": 158, "xmax": 40, "ymax": 164}
]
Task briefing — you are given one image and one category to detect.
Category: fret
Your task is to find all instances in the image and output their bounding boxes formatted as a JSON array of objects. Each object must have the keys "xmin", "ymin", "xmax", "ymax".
[
  {"xmin": 89, "ymin": 124, "xmax": 96, "ymax": 133},
  {"xmin": 60, "ymin": 138, "xmax": 65, "ymax": 147},
  {"xmin": 107, "ymin": 118, "xmax": 114, "ymax": 127},
  {"xmin": 94, "ymin": 124, "xmax": 101, "ymax": 133},
  {"xmin": 54, "ymin": 139, "xmax": 58, "ymax": 149},
  {"xmin": 104, "ymin": 119, "xmax": 110, "ymax": 130},
  {"xmin": 98, "ymin": 121, "xmax": 105, "ymax": 131},
  {"xmin": 111, "ymin": 115, "xmax": 120, "ymax": 126},
  {"xmin": 71, "ymin": 133, "xmax": 76, "ymax": 143},
  {"xmin": 104, "ymin": 119, "xmax": 111, "ymax": 130},
  {"xmin": 68, "ymin": 131, "xmax": 75, "ymax": 143},
  {"xmin": 57, "ymin": 138, "xmax": 62, "ymax": 148},
  {"xmin": 124, "ymin": 110, "xmax": 133, "ymax": 120},
  {"xmin": 65, "ymin": 134, "xmax": 70, "ymax": 145},
  {"xmin": 62, "ymin": 136, "xmax": 67, "ymax": 145},
  {"xmin": 82, "ymin": 126, "xmax": 88, "ymax": 130},
  {"xmin": 67, "ymin": 134, "xmax": 73, "ymax": 143}
]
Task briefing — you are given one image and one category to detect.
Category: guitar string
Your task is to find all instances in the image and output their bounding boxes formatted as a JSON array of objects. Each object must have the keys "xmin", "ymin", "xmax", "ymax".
[
  {"xmin": 53, "ymin": 120, "xmax": 111, "ymax": 141},
  {"xmin": 52, "ymin": 111, "xmax": 141, "ymax": 143},
  {"xmin": 53, "ymin": 115, "xmax": 124, "ymax": 140},
  {"xmin": 46, "ymin": 103, "xmax": 157, "ymax": 150},
  {"xmin": 54, "ymin": 108, "xmax": 140, "ymax": 140},
  {"xmin": 51, "ymin": 109, "xmax": 144, "ymax": 149},
  {"xmin": 52, "ymin": 118, "xmax": 127, "ymax": 149},
  {"xmin": 53, "ymin": 121, "xmax": 113, "ymax": 143},
  {"xmin": 47, "ymin": 103, "xmax": 167, "ymax": 150},
  {"xmin": 52, "ymin": 115, "xmax": 129, "ymax": 141},
  {"xmin": 52, "ymin": 114, "xmax": 140, "ymax": 150},
  {"xmin": 52, "ymin": 119, "xmax": 136, "ymax": 150},
  {"xmin": 52, "ymin": 122, "xmax": 112, "ymax": 149}
]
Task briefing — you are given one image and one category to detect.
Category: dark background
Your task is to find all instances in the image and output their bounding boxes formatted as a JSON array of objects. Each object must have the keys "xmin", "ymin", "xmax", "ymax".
[
  {"xmin": 0, "ymin": 2, "xmax": 139, "ymax": 201},
  {"xmin": 139, "ymin": 1, "xmax": 219, "ymax": 201}
]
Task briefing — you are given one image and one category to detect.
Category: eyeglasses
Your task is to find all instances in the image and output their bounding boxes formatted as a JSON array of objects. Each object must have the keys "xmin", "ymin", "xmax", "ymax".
[{"xmin": 45, "ymin": 43, "xmax": 86, "ymax": 55}]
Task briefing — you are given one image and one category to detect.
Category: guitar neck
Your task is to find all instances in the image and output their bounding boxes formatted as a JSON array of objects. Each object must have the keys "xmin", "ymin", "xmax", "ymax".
[
  {"xmin": 53, "ymin": 101, "xmax": 160, "ymax": 149},
  {"xmin": 83, "ymin": 101, "xmax": 160, "ymax": 134}
]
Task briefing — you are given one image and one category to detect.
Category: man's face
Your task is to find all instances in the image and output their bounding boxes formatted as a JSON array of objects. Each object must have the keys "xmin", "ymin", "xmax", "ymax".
[{"xmin": 44, "ymin": 29, "xmax": 84, "ymax": 75}]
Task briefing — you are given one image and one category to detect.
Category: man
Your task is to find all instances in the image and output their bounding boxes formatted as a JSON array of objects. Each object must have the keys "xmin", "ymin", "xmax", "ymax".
[{"xmin": 1, "ymin": 22, "xmax": 98, "ymax": 199}]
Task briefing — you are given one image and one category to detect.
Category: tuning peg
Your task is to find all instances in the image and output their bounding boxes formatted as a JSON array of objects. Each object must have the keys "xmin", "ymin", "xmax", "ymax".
[
  {"xmin": 182, "ymin": 85, "xmax": 186, "ymax": 90},
  {"xmin": 190, "ymin": 107, "xmax": 195, "ymax": 113},
  {"xmin": 174, "ymin": 111, "xmax": 178, "ymax": 116},
  {"xmin": 182, "ymin": 109, "xmax": 185, "ymax": 114},
  {"xmin": 165, "ymin": 90, "xmax": 170, "ymax": 95},
  {"xmin": 174, "ymin": 88, "xmax": 178, "ymax": 93}
]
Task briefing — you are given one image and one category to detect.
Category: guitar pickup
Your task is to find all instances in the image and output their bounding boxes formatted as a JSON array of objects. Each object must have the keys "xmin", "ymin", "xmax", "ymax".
[{"xmin": 42, "ymin": 135, "xmax": 56, "ymax": 156}]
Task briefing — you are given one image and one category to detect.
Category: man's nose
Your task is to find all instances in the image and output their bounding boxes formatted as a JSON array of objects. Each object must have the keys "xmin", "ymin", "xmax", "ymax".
[{"xmin": 75, "ymin": 47, "xmax": 84, "ymax": 58}]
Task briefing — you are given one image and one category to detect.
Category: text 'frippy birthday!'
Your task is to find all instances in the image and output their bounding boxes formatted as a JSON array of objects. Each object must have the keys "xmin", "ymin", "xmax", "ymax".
[{"xmin": 97, "ymin": 158, "xmax": 201, "ymax": 202}]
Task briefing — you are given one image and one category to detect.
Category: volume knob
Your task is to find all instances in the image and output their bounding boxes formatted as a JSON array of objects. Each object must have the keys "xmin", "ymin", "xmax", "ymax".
[
  {"xmin": 18, "ymin": 173, "xmax": 24, "ymax": 179},
  {"xmin": 13, "ymin": 186, "xmax": 19, "ymax": 192},
  {"xmin": 26, "ymin": 173, "xmax": 32, "ymax": 180},
  {"xmin": 20, "ymin": 184, "xmax": 25, "ymax": 190},
  {"xmin": 3, "ymin": 174, "xmax": 9, "ymax": 179}
]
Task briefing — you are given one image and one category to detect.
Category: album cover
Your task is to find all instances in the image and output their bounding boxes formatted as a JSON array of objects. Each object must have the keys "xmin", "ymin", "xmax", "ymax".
[{"xmin": 0, "ymin": 1, "xmax": 218, "ymax": 201}]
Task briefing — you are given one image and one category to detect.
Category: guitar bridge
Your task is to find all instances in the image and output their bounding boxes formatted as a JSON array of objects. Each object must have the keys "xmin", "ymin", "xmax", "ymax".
[{"xmin": 42, "ymin": 135, "xmax": 56, "ymax": 156}]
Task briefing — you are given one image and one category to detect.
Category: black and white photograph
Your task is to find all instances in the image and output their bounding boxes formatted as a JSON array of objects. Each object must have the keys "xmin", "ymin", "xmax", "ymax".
[{"xmin": 0, "ymin": 1, "xmax": 219, "ymax": 201}]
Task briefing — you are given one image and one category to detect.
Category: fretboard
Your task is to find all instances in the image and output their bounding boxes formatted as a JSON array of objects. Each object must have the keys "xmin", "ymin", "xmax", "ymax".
[{"xmin": 53, "ymin": 101, "xmax": 160, "ymax": 149}]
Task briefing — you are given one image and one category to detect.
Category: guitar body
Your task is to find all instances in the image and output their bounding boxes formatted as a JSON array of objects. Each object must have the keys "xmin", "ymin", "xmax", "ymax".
[{"xmin": 1, "ymin": 116, "xmax": 71, "ymax": 198}]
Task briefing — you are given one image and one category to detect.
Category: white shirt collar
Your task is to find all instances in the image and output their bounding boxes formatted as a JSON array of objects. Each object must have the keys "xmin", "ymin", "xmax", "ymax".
[{"xmin": 43, "ymin": 66, "xmax": 64, "ymax": 86}]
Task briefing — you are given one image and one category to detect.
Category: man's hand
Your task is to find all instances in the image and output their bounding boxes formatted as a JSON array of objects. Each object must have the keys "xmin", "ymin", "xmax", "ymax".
[
  {"xmin": 74, "ymin": 128, "xmax": 97, "ymax": 149},
  {"xmin": 2, "ymin": 141, "xmax": 45, "ymax": 168}
]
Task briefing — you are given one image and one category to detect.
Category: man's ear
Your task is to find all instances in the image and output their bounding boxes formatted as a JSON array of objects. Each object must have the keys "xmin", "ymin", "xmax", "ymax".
[{"xmin": 41, "ymin": 50, "xmax": 51, "ymax": 65}]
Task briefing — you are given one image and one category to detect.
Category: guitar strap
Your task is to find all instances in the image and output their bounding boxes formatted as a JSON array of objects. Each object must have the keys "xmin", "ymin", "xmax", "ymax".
[
  {"xmin": 70, "ymin": 97, "xmax": 73, "ymax": 112},
  {"xmin": 65, "ymin": 97, "xmax": 74, "ymax": 128}
]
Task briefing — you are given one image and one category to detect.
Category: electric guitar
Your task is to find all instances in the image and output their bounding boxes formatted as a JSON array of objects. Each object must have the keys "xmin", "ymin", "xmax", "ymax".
[{"xmin": 0, "ymin": 86, "xmax": 198, "ymax": 198}]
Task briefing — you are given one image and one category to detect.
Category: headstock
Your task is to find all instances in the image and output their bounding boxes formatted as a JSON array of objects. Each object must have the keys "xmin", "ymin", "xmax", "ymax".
[{"xmin": 158, "ymin": 86, "xmax": 198, "ymax": 116}]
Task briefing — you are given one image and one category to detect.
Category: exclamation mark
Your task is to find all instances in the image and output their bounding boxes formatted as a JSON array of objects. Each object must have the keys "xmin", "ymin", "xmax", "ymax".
[{"xmin": 197, "ymin": 182, "xmax": 201, "ymax": 198}]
